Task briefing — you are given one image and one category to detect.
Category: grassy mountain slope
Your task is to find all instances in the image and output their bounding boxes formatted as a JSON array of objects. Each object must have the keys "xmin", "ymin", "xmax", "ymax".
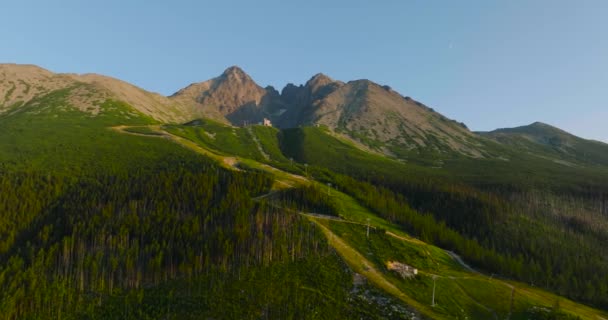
[
  {"xmin": 0, "ymin": 63, "xmax": 194, "ymax": 124},
  {"xmin": 279, "ymin": 125, "xmax": 608, "ymax": 192},
  {"xmin": 148, "ymin": 119, "xmax": 608, "ymax": 315},
  {"xmin": 480, "ymin": 121, "xmax": 608, "ymax": 167},
  {"xmin": 2, "ymin": 105, "xmax": 607, "ymax": 318},
  {"xmin": 141, "ymin": 122, "xmax": 608, "ymax": 318},
  {"xmin": 0, "ymin": 86, "xmax": 194, "ymax": 175},
  {"xmin": 0, "ymin": 89, "xmax": 417, "ymax": 319}
]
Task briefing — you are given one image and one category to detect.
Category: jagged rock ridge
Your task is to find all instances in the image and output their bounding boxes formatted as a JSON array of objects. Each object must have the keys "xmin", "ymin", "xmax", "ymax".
[{"xmin": 1, "ymin": 63, "xmax": 481, "ymax": 156}]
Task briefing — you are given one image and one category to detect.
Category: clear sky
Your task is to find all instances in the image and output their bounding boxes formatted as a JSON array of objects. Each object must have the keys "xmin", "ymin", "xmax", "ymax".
[{"xmin": 2, "ymin": 0, "xmax": 607, "ymax": 140}]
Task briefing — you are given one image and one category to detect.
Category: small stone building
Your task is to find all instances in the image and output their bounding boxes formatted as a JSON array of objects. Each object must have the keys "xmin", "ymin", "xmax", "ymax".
[{"xmin": 387, "ymin": 261, "xmax": 418, "ymax": 279}]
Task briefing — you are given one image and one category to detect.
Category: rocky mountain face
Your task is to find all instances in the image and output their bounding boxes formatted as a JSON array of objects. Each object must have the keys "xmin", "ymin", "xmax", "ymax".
[
  {"xmin": 277, "ymin": 73, "xmax": 344, "ymax": 128},
  {"xmin": 169, "ymin": 66, "xmax": 285, "ymax": 125},
  {"xmin": 170, "ymin": 66, "xmax": 482, "ymax": 156},
  {"xmin": 281, "ymin": 76, "xmax": 480, "ymax": 156}
]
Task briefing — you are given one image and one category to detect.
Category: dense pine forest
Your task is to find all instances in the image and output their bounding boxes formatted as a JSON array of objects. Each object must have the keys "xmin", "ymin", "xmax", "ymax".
[{"xmin": 0, "ymin": 160, "xmax": 403, "ymax": 319}]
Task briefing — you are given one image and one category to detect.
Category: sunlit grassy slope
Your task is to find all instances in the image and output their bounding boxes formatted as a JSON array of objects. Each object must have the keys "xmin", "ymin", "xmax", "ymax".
[
  {"xmin": 3, "ymin": 88, "xmax": 606, "ymax": 318},
  {"xmin": 313, "ymin": 202, "xmax": 606, "ymax": 320},
  {"xmin": 279, "ymin": 126, "xmax": 608, "ymax": 192},
  {"xmin": 0, "ymin": 91, "xmax": 420, "ymax": 319},
  {"xmin": 0, "ymin": 87, "xmax": 203, "ymax": 175},
  {"xmin": 155, "ymin": 121, "xmax": 608, "ymax": 319},
  {"xmin": 164, "ymin": 119, "xmax": 266, "ymax": 161}
]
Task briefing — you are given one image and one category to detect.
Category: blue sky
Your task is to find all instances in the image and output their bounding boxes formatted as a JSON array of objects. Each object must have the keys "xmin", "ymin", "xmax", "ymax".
[{"xmin": 2, "ymin": 0, "xmax": 607, "ymax": 140}]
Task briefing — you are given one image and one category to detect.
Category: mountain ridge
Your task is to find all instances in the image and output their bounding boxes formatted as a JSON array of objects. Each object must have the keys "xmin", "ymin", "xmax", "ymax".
[
  {"xmin": 479, "ymin": 121, "xmax": 608, "ymax": 166},
  {"xmin": 2, "ymin": 63, "xmax": 481, "ymax": 156},
  {"xmin": 166, "ymin": 65, "xmax": 483, "ymax": 156},
  {"xmin": 3, "ymin": 63, "xmax": 605, "ymax": 162},
  {"xmin": 0, "ymin": 63, "xmax": 192, "ymax": 122}
]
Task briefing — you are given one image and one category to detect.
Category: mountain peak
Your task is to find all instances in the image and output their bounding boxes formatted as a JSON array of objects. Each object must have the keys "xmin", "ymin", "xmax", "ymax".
[
  {"xmin": 523, "ymin": 122, "xmax": 567, "ymax": 134},
  {"xmin": 310, "ymin": 72, "xmax": 332, "ymax": 81},
  {"xmin": 306, "ymin": 73, "xmax": 334, "ymax": 87},
  {"xmin": 530, "ymin": 121, "xmax": 550, "ymax": 128},
  {"xmin": 0, "ymin": 63, "xmax": 54, "ymax": 78},
  {"xmin": 304, "ymin": 73, "xmax": 342, "ymax": 100},
  {"xmin": 169, "ymin": 65, "xmax": 272, "ymax": 125},
  {"xmin": 221, "ymin": 65, "xmax": 250, "ymax": 79}
]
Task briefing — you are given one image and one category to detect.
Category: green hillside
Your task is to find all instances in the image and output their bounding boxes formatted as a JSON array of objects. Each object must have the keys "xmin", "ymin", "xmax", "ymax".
[
  {"xmin": 184, "ymin": 123, "xmax": 608, "ymax": 310},
  {"xmin": 0, "ymin": 94, "xmax": 416, "ymax": 319},
  {"xmin": 0, "ymin": 86, "xmax": 190, "ymax": 175},
  {"xmin": 1, "ymin": 87, "xmax": 608, "ymax": 318},
  {"xmin": 479, "ymin": 122, "xmax": 608, "ymax": 168},
  {"xmin": 275, "ymin": 126, "xmax": 608, "ymax": 309},
  {"xmin": 279, "ymin": 126, "xmax": 608, "ymax": 192},
  {"xmin": 140, "ymin": 120, "xmax": 608, "ymax": 317}
]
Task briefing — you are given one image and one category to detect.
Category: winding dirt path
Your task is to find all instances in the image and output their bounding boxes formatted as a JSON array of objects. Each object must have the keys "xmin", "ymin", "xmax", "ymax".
[
  {"xmin": 308, "ymin": 217, "xmax": 431, "ymax": 317},
  {"xmin": 111, "ymin": 125, "xmax": 240, "ymax": 170}
]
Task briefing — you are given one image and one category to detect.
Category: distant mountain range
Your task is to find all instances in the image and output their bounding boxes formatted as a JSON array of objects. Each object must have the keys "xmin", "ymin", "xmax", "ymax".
[
  {"xmin": 169, "ymin": 66, "xmax": 481, "ymax": 157},
  {"xmin": 1, "ymin": 63, "xmax": 606, "ymax": 165}
]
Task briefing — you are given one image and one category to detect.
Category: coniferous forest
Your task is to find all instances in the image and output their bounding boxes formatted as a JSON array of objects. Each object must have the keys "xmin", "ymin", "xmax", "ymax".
[
  {"xmin": 0, "ymin": 159, "xmax": 374, "ymax": 319},
  {"xmin": 0, "ymin": 71, "xmax": 607, "ymax": 319},
  {"xmin": 326, "ymin": 171, "xmax": 608, "ymax": 308}
]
